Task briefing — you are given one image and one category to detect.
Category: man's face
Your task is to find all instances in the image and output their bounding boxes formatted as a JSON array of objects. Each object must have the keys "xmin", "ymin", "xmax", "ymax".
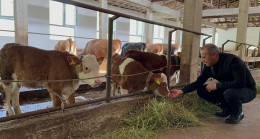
[{"xmin": 201, "ymin": 48, "xmax": 216, "ymax": 67}]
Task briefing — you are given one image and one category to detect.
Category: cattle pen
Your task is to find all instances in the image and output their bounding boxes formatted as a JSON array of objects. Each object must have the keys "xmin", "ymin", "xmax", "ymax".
[{"xmin": 0, "ymin": 0, "xmax": 214, "ymax": 138}]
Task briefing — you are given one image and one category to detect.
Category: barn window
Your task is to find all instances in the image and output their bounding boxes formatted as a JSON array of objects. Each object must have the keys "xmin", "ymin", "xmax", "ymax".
[
  {"xmin": 153, "ymin": 25, "xmax": 164, "ymax": 43},
  {"xmin": 129, "ymin": 19, "xmax": 144, "ymax": 42},
  {"xmin": 0, "ymin": 0, "xmax": 14, "ymax": 37},
  {"xmin": 96, "ymin": 12, "xmax": 116, "ymax": 39},
  {"xmin": 171, "ymin": 31, "xmax": 176, "ymax": 44},
  {"xmin": 49, "ymin": 0, "xmax": 76, "ymax": 40}
]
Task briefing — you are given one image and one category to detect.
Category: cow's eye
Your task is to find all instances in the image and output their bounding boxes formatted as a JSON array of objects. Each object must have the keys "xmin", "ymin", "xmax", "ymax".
[
  {"xmin": 162, "ymin": 83, "xmax": 166, "ymax": 87},
  {"xmin": 85, "ymin": 67, "xmax": 89, "ymax": 70}
]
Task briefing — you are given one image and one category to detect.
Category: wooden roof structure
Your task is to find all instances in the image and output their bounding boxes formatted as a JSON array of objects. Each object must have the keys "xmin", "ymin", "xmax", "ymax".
[{"xmin": 100, "ymin": 0, "xmax": 260, "ymax": 28}]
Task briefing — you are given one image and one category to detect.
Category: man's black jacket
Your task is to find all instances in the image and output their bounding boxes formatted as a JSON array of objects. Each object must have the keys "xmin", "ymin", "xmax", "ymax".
[{"xmin": 182, "ymin": 53, "xmax": 256, "ymax": 94}]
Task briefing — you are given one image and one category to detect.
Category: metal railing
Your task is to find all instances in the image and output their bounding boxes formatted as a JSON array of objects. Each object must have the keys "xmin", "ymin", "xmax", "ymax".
[
  {"xmin": 222, "ymin": 40, "xmax": 260, "ymax": 56},
  {"xmin": 0, "ymin": 0, "xmax": 211, "ymax": 122}
]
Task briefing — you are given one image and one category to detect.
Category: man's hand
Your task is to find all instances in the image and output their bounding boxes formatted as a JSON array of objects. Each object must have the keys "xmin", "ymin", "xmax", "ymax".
[
  {"xmin": 206, "ymin": 83, "xmax": 217, "ymax": 92},
  {"xmin": 169, "ymin": 89, "xmax": 183, "ymax": 98}
]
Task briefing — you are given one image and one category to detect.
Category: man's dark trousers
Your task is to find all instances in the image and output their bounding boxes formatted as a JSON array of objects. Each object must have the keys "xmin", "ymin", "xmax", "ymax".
[{"xmin": 197, "ymin": 85, "xmax": 256, "ymax": 116}]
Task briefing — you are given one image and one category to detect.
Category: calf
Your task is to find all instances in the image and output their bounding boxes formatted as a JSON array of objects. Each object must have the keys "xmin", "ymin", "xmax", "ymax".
[
  {"xmin": 78, "ymin": 39, "xmax": 122, "ymax": 75},
  {"xmin": 78, "ymin": 39, "xmax": 122, "ymax": 58},
  {"xmin": 124, "ymin": 50, "xmax": 180, "ymax": 77},
  {"xmin": 111, "ymin": 54, "xmax": 170, "ymax": 97},
  {"xmin": 146, "ymin": 43, "xmax": 163, "ymax": 54},
  {"xmin": 54, "ymin": 38, "xmax": 77, "ymax": 55},
  {"xmin": 162, "ymin": 43, "xmax": 181, "ymax": 55},
  {"xmin": 0, "ymin": 43, "xmax": 104, "ymax": 115},
  {"xmin": 121, "ymin": 42, "xmax": 146, "ymax": 56}
]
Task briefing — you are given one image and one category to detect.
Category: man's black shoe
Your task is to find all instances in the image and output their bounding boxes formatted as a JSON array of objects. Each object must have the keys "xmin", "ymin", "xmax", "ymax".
[
  {"xmin": 215, "ymin": 107, "xmax": 231, "ymax": 117},
  {"xmin": 225, "ymin": 112, "xmax": 244, "ymax": 124}
]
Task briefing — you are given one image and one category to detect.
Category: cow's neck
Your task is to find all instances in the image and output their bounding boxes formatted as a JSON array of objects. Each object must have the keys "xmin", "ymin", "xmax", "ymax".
[
  {"xmin": 75, "ymin": 65, "xmax": 81, "ymax": 78},
  {"xmin": 144, "ymin": 72, "xmax": 153, "ymax": 90}
]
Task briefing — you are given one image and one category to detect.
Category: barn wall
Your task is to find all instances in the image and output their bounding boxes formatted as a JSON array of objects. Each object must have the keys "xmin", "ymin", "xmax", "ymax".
[
  {"xmin": 0, "ymin": 0, "xmax": 136, "ymax": 50},
  {"xmin": 0, "ymin": 0, "xmax": 181, "ymax": 50},
  {"xmin": 201, "ymin": 27, "xmax": 260, "ymax": 50}
]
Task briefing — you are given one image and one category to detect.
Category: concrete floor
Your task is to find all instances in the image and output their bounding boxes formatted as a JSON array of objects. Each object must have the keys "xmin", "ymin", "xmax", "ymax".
[{"xmin": 161, "ymin": 96, "xmax": 260, "ymax": 139}]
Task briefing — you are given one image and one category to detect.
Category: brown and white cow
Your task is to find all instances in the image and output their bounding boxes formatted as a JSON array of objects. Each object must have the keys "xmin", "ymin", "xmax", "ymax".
[
  {"xmin": 111, "ymin": 54, "xmax": 170, "ymax": 97},
  {"xmin": 0, "ymin": 43, "xmax": 104, "ymax": 115},
  {"xmin": 54, "ymin": 38, "xmax": 77, "ymax": 55},
  {"xmin": 78, "ymin": 39, "xmax": 122, "ymax": 58},
  {"xmin": 124, "ymin": 50, "xmax": 180, "ymax": 77},
  {"xmin": 146, "ymin": 43, "xmax": 163, "ymax": 54}
]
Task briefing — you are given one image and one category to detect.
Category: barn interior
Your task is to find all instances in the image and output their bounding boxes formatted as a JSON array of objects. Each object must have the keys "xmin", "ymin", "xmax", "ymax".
[{"xmin": 0, "ymin": 0, "xmax": 260, "ymax": 138}]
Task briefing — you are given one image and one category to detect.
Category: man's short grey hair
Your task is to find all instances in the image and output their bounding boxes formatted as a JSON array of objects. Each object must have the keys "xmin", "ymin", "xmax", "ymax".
[{"xmin": 202, "ymin": 43, "xmax": 220, "ymax": 55}]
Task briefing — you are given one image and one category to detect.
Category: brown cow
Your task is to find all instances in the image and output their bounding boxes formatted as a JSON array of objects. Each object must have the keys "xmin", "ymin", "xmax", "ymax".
[
  {"xmin": 0, "ymin": 43, "xmax": 104, "ymax": 115},
  {"xmin": 54, "ymin": 38, "xmax": 77, "ymax": 55},
  {"xmin": 146, "ymin": 43, "xmax": 163, "ymax": 54},
  {"xmin": 162, "ymin": 43, "xmax": 181, "ymax": 55},
  {"xmin": 124, "ymin": 50, "xmax": 180, "ymax": 77},
  {"xmin": 78, "ymin": 39, "xmax": 122, "ymax": 58},
  {"xmin": 111, "ymin": 54, "xmax": 170, "ymax": 97},
  {"xmin": 78, "ymin": 39, "xmax": 121, "ymax": 75}
]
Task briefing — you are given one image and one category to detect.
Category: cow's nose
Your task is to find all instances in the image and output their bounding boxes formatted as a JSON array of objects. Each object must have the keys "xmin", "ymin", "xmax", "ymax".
[{"xmin": 94, "ymin": 79, "xmax": 102, "ymax": 87}]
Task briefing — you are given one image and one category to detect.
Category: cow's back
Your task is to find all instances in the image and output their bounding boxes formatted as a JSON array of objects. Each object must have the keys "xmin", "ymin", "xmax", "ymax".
[
  {"xmin": 121, "ymin": 43, "xmax": 146, "ymax": 55},
  {"xmin": 0, "ymin": 43, "xmax": 77, "ymax": 88},
  {"xmin": 125, "ymin": 50, "xmax": 167, "ymax": 72},
  {"xmin": 162, "ymin": 44, "xmax": 180, "ymax": 55},
  {"xmin": 54, "ymin": 38, "xmax": 77, "ymax": 55},
  {"xmin": 147, "ymin": 44, "xmax": 163, "ymax": 54},
  {"xmin": 125, "ymin": 50, "xmax": 180, "ymax": 76},
  {"xmin": 81, "ymin": 39, "xmax": 121, "ymax": 58}
]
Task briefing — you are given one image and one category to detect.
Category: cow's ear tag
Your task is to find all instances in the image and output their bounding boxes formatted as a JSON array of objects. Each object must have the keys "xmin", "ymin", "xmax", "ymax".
[
  {"xmin": 96, "ymin": 57, "xmax": 104, "ymax": 65},
  {"xmin": 69, "ymin": 60, "xmax": 76, "ymax": 66},
  {"xmin": 98, "ymin": 60, "xmax": 102, "ymax": 65},
  {"xmin": 67, "ymin": 56, "xmax": 81, "ymax": 66},
  {"xmin": 156, "ymin": 79, "xmax": 160, "ymax": 85}
]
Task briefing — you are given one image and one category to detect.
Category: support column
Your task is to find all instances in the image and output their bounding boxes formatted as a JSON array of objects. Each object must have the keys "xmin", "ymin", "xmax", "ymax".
[
  {"xmin": 236, "ymin": 0, "xmax": 249, "ymax": 59},
  {"xmin": 256, "ymin": 30, "xmax": 260, "ymax": 68},
  {"xmin": 14, "ymin": 0, "xmax": 28, "ymax": 45},
  {"xmin": 212, "ymin": 26, "xmax": 216, "ymax": 44},
  {"xmin": 175, "ymin": 18, "xmax": 182, "ymax": 45},
  {"xmin": 179, "ymin": 0, "xmax": 203, "ymax": 85},
  {"xmin": 145, "ymin": 8, "xmax": 153, "ymax": 44},
  {"xmin": 99, "ymin": 0, "xmax": 108, "ymax": 39}
]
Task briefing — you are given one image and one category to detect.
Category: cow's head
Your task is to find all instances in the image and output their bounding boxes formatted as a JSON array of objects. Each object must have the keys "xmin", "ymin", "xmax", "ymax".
[
  {"xmin": 148, "ymin": 73, "xmax": 170, "ymax": 97},
  {"xmin": 67, "ymin": 55, "xmax": 104, "ymax": 87}
]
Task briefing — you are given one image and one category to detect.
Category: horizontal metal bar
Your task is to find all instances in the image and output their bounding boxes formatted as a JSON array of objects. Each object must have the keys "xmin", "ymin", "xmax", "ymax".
[{"xmin": 0, "ymin": 92, "xmax": 152, "ymax": 123}]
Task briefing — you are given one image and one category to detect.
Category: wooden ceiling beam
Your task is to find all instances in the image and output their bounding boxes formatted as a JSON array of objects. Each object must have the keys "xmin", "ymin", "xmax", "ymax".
[
  {"xmin": 202, "ymin": 7, "xmax": 260, "ymax": 18},
  {"xmin": 202, "ymin": 20, "xmax": 228, "ymax": 30},
  {"xmin": 212, "ymin": 19, "xmax": 260, "ymax": 24},
  {"xmin": 124, "ymin": 0, "xmax": 182, "ymax": 17},
  {"xmin": 151, "ymin": 0, "xmax": 165, "ymax": 2}
]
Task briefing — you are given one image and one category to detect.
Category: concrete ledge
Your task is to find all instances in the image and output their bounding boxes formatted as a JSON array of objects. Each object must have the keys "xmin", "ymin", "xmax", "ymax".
[{"xmin": 0, "ymin": 94, "xmax": 154, "ymax": 139}]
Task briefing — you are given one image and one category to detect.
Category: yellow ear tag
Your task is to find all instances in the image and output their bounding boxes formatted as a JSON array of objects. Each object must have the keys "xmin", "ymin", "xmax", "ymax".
[
  {"xmin": 70, "ymin": 60, "xmax": 76, "ymax": 66},
  {"xmin": 98, "ymin": 60, "xmax": 102, "ymax": 65},
  {"xmin": 156, "ymin": 79, "xmax": 160, "ymax": 85}
]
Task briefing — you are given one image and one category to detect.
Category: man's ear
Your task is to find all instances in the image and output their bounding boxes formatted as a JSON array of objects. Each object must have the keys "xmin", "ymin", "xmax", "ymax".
[{"xmin": 212, "ymin": 52, "xmax": 218, "ymax": 57}]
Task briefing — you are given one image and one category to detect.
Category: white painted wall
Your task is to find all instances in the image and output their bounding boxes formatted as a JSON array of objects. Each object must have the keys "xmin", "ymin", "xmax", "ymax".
[
  {"xmin": 202, "ymin": 27, "xmax": 260, "ymax": 51},
  {"xmin": 0, "ymin": 0, "xmax": 181, "ymax": 50},
  {"xmin": 0, "ymin": 0, "xmax": 132, "ymax": 50}
]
